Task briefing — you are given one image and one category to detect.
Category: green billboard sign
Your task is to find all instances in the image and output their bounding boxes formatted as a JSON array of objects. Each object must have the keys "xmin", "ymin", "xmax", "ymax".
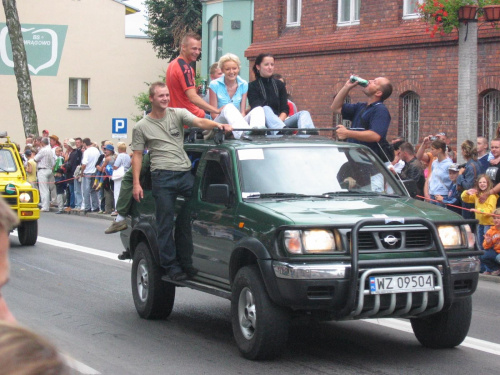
[{"xmin": 0, "ymin": 23, "xmax": 67, "ymax": 76}]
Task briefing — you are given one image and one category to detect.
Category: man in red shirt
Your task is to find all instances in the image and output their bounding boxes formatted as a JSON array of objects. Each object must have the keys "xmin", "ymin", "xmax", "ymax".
[{"xmin": 166, "ymin": 32, "xmax": 220, "ymax": 118}]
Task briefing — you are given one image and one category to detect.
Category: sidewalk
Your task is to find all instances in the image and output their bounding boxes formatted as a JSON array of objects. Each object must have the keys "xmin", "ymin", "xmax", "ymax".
[
  {"xmin": 47, "ymin": 206, "xmax": 500, "ymax": 283},
  {"xmin": 48, "ymin": 206, "xmax": 115, "ymax": 221}
]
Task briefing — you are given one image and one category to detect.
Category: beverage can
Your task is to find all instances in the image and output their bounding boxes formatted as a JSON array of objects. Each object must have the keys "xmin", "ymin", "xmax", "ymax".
[
  {"xmin": 200, "ymin": 80, "xmax": 207, "ymax": 95},
  {"xmin": 349, "ymin": 75, "xmax": 369, "ymax": 87}
]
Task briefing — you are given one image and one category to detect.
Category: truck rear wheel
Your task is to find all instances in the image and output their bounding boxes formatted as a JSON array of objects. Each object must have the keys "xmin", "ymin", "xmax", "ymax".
[
  {"xmin": 231, "ymin": 265, "xmax": 290, "ymax": 360},
  {"xmin": 410, "ymin": 296, "xmax": 472, "ymax": 348},
  {"xmin": 17, "ymin": 221, "xmax": 37, "ymax": 246},
  {"xmin": 132, "ymin": 242, "xmax": 175, "ymax": 319}
]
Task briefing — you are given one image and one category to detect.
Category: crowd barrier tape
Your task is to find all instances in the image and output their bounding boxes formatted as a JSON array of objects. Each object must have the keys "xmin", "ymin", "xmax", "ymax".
[
  {"xmin": 35, "ymin": 174, "xmax": 109, "ymax": 185},
  {"xmin": 416, "ymin": 195, "xmax": 500, "ymax": 218}
]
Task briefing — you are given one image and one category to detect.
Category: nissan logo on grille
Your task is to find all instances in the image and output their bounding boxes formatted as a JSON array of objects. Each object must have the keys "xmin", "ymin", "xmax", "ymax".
[{"xmin": 383, "ymin": 235, "xmax": 399, "ymax": 246}]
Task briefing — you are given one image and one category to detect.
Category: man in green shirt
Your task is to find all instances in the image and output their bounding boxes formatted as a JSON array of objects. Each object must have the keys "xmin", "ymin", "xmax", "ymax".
[{"xmin": 131, "ymin": 82, "xmax": 232, "ymax": 281}]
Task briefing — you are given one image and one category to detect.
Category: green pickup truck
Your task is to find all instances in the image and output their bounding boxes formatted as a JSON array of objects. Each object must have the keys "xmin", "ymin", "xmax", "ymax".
[{"xmin": 120, "ymin": 131, "xmax": 481, "ymax": 360}]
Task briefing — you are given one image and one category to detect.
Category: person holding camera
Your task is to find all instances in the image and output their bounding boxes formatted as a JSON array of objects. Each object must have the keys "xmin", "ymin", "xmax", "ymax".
[
  {"xmin": 428, "ymin": 139, "xmax": 453, "ymax": 207},
  {"xmin": 416, "ymin": 133, "xmax": 454, "ymax": 199}
]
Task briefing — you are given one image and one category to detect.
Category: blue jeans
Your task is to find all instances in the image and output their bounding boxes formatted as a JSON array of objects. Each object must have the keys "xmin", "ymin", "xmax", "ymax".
[
  {"xmin": 262, "ymin": 106, "xmax": 315, "ymax": 130},
  {"xmin": 481, "ymin": 248, "xmax": 500, "ymax": 272},
  {"xmin": 477, "ymin": 225, "xmax": 490, "ymax": 251},
  {"xmin": 74, "ymin": 178, "xmax": 83, "ymax": 209},
  {"xmin": 429, "ymin": 194, "xmax": 446, "ymax": 208},
  {"xmin": 67, "ymin": 181, "xmax": 75, "ymax": 208},
  {"xmin": 151, "ymin": 169, "xmax": 194, "ymax": 275},
  {"xmin": 83, "ymin": 174, "xmax": 99, "ymax": 211}
]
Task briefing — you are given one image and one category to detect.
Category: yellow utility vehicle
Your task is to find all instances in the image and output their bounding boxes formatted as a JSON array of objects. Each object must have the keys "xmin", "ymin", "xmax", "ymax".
[{"xmin": 0, "ymin": 132, "xmax": 39, "ymax": 245}]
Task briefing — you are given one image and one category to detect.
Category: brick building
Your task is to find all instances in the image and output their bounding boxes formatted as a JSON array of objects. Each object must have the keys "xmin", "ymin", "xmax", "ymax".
[{"xmin": 245, "ymin": 0, "xmax": 500, "ymax": 150}]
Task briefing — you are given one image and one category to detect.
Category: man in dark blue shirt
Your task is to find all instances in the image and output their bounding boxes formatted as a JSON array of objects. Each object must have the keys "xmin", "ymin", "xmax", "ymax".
[{"xmin": 331, "ymin": 76, "xmax": 393, "ymax": 157}]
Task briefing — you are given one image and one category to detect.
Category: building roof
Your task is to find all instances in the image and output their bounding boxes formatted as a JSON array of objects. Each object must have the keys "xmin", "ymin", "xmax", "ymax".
[{"xmin": 113, "ymin": 0, "xmax": 141, "ymax": 15}]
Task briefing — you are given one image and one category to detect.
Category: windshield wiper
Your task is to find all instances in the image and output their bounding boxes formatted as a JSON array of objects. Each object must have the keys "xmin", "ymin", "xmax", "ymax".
[
  {"xmin": 323, "ymin": 191, "xmax": 400, "ymax": 197},
  {"xmin": 244, "ymin": 192, "xmax": 332, "ymax": 199}
]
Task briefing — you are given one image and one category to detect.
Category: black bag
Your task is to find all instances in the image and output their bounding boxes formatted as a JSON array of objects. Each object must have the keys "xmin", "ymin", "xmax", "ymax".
[{"xmin": 376, "ymin": 138, "xmax": 395, "ymax": 163}]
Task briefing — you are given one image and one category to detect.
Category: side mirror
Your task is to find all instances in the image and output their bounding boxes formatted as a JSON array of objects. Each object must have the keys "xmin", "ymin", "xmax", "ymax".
[{"xmin": 206, "ymin": 184, "xmax": 230, "ymax": 205}]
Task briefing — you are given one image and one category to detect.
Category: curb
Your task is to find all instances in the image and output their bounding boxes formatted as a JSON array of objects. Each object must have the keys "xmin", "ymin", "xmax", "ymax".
[
  {"xmin": 47, "ymin": 207, "xmax": 115, "ymax": 221},
  {"xmin": 479, "ymin": 274, "xmax": 500, "ymax": 284}
]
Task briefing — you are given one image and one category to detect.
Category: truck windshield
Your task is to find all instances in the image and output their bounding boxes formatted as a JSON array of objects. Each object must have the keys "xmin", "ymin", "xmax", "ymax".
[
  {"xmin": 237, "ymin": 146, "xmax": 405, "ymax": 197},
  {"xmin": 0, "ymin": 149, "xmax": 18, "ymax": 173}
]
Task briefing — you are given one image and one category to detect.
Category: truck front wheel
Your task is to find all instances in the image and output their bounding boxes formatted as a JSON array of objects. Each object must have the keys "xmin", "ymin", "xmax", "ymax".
[
  {"xmin": 17, "ymin": 221, "xmax": 37, "ymax": 246},
  {"xmin": 410, "ymin": 296, "xmax": 472, "ymax": 348},
  {"xmin": 132, "ymin": 242, "xmax": 175, "ymax": 319},
  {"xmin": 231, "ymin": 265, "xmax": 290, "ymax": 360}
]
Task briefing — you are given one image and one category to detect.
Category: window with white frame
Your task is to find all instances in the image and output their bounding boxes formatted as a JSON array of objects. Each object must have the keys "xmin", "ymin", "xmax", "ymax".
[
  {"xmin": 403, "ymin": 0, "xmax": 422, "ymax": 19},
  {"xmin": 68, "ymin": 78, "xmax": 89, "ymax": 108},
  {"xmin": 287, "ymin": 0, "xmax": 302, "ymax": 26},
  {"xmin": 482, "ymin": 90, "xmax": 500, "ymax": 141},
  {"xmin": 402, "ymin": 92, "xmax": 420, "ymax": 145},
  {"xmin": 338, "ymin": 0, "xmax": 360, "ymax": 25}
]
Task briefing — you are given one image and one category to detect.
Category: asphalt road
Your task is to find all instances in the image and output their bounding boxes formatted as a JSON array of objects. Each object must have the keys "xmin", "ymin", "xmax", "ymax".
[{"xmin": 4, "ymin": 212, "xmax": 500, "ymax": 375}]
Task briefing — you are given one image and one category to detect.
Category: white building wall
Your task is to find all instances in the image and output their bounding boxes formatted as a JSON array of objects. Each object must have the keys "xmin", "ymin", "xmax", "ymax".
[{"xmin": 0, "ymin": 0, "xmax": 166, "ymax": 147}]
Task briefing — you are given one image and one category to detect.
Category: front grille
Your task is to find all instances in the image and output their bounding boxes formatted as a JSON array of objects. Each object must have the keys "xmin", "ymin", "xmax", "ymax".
[
  {"xmin": 406, "ymin": 230, "xmax": 432, "ymax": 247},
  {"xmin": 346, "ymin": 227, "xmax": 433, "ymax": 252},
  {"xmin": 1, "ymin": 195, "xmax": 17, "ymax": 206},
  {"xmin": 357, "ymin": 232, "xmax": 376, "ymax": 250}
]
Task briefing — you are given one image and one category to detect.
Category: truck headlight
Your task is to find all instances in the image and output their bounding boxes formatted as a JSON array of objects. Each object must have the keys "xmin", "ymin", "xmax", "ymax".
[
  {"xmin": 438, "ymin": 225, "xmax": 463, "ymax": 248},
  {"xmin": 284, "ymin": 230, "xmax": 337, "ymax": 254},
  {"xmin": 462, "ymin": 224, "xmax": 476, "ymax": 249},
  {"xmin": 19, "ymin": 192, "xmax": 32, "ymax": 203}
]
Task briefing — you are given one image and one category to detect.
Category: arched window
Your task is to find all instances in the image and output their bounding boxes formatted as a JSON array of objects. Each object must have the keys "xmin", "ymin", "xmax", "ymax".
[
  {"xmin": 208, "ymin": 15, "xmax": 223, "ymax": 66},
  {"xmin": 335, "ymin": 96, "xmax": 351, "ymax": 127},
  {"xmin": 401, "ymin": 92, "xmax": 420, "ymax": 145},
  {"xmin": 481, "ymin": 90, "xmax": 500, "ymax": 141}
]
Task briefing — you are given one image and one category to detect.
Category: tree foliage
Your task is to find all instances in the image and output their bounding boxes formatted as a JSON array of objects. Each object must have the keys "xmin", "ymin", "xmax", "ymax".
[
  {"xmin": 2, "ymin": 0, "xmax": 38, "ymax": 137},
  {"xmin": 145, "ymin": 0, "xmax": 202, "ymax": 61}
]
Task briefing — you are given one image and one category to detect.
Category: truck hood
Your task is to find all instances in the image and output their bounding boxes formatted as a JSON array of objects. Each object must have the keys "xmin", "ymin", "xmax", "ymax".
[
  {"xmin": 249, "ymin": 196, "xmax": 460, "ymax": 225},
  {"xmin": 0, "ymin": 177, "xmax": 32, "ymax": 189}
]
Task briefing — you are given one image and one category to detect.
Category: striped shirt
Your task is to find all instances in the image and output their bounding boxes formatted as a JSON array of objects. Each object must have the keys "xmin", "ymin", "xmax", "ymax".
[{"xmin": 34, "ymin": 145, "xmax": 54, "ymax": 169}]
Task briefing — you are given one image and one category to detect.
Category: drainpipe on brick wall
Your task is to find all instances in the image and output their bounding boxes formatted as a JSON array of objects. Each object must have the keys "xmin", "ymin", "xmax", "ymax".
[{"xmin": 457, "ymin": 20, "xmax": 478, "ymax": 164}]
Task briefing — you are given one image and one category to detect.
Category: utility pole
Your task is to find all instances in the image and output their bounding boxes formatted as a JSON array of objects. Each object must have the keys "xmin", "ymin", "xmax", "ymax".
[{"xmin": 456, "ymin": 12, "xmax": 478, "ymax": 163}]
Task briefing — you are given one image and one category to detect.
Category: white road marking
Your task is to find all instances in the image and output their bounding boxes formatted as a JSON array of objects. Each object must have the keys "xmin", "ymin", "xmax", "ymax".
[
  {"xmin": 14, "ymin": 233, "xmax": 500, "ymax": 359},
  {"xmin": 364, "ymin": 319, "xmax": 500, "ymax": 356},
  {"xmin": 61, "ymin": 354, "xmax": 101, "ymax": 375},
  {"xmin": 12, "ymin": 231, "xmax": 131, "ymax": 263}
]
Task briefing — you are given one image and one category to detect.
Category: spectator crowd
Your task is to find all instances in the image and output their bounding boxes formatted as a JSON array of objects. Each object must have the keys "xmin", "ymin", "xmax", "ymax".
[
  {"xmin": 386, "ymin": 130, "xmax": 500, "ymax": 276},
  {"xmin": 18, "ymin": 131, "xmax": 131, "ymax": 218}
]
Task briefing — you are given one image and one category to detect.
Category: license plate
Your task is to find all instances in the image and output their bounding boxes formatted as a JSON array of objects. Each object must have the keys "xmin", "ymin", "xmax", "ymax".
[{"xmin": 369, "ymin": 274, "xmax": 435, "ymax": 294}]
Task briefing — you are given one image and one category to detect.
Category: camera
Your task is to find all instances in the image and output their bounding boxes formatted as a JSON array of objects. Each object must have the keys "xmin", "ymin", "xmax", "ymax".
[{"xmin": 429, "ymin": 135, "xmax": 437, "ymax": 141}]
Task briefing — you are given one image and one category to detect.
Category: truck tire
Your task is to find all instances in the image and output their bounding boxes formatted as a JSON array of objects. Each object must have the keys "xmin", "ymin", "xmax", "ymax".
[
  {"xmin": 410, "ymin": 296, "xmax": 472, "ymax": 348},
  {"xmin": 17, "ymin": 221, "xmax": 37, "ymax": 246},
  {"xmin": 132, "ymin": 242, "xmax": 175, "ymax": 319},
  {"xmin": 231, "ymin": 265, "xmax": 290, "ymax": 360}
]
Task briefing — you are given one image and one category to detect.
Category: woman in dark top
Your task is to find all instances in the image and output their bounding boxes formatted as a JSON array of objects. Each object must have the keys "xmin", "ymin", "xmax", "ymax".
[
  {"xmin": 247, "ymin": 53, "xmax": 315, "ymax": 131},
  {"xmin": 456, "ymin": 139, "xmax": 481, "ymax": 218}
]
